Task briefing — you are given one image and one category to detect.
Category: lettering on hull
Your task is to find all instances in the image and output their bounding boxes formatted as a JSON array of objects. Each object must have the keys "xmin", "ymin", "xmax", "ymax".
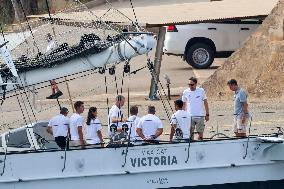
[{"xmin": 130, "ymin": 156, "xmax": 177, "ymax": 167}]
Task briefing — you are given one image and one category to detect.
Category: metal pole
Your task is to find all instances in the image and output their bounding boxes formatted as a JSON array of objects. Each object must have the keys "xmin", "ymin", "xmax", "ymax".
[
  {"xmin": 64, "ymin": 77, "xmax": 75, "ymax": 113},
  {"xmin": 149, "ymin": 27, "xmax": 166, "ymax": 100}
]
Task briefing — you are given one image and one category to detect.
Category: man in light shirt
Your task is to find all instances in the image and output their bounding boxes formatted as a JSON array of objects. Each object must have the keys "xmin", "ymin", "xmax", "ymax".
[
  {"xmin": 227, "ymin": 79, "xmax": 250, "ymax": 137},
  {"xmin": 47, "ymin": 107, "xmax": 70, "ymax": 149},
  {"xmin": 108, "ymin": 95, "xmax": 127, "ymax": 136},
  {"xmin": 182, "ymin": 77, "xmax": 209, "ymax": 140},
  {"xmin": 70, "ymin": 101, "xmax": 85, "ymax": 148},
  {"xmin": 136, "ymin": 106, "xmax": 163, "ymax": 143},
  {"xmin": 170, "ymin": 100, "xmax": 191, "ymax": 142},
  {"xmin": 128, "ymin": 105, "xmax": 141, "ymax": 141}
]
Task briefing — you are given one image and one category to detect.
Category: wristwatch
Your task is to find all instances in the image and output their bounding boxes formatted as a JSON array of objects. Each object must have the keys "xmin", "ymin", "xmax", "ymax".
[{"xmin": 206, "ymin": 114, "xmax": 209, "ymax": 116}]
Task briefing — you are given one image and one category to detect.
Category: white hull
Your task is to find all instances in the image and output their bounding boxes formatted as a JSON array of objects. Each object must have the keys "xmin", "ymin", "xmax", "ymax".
[
  {"xmin": 3, "ymin": 34, "xmax": 155, "ymax": 92},
  {"xmin": 1, "ymin": 137, "xmax": 284, "ymax": 188}
]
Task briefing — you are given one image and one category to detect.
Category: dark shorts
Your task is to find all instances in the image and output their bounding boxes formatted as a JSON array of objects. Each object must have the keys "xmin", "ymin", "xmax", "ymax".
[{"xmin": 55, "ymin": 136, "xmax": 68, "ymax": 149}]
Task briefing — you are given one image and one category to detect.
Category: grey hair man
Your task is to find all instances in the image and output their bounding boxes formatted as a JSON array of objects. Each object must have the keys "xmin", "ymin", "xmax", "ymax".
[
  {"xmin": 227, "ymin": 79, "xmax": 250, "ymax": 137},
  {"xmin": 47, "ymin": 107, "xmax": 70, "ymax": 149},
  {"xmin": 108, "ymin": 95, "xmax": 127, "ymax": 136}
]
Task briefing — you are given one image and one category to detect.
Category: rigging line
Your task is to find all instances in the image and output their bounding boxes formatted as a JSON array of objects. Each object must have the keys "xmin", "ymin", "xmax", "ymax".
[
  {"xmin": 2, "ymin": 63, "xmax": 146, "ymax": 100},
  {"xmin": 127, "ymin": 64, "xmax": 130, "ymax": 117},
  {"xmin": 3, "ymin": 64, "xmax": 148, "ymax": 127},
  {"xmin": 121, "ymin": 70, "xmax": 124, "ymax": 94},
  {"xmin": 104, "ymin": 66, "xmax": 110, "ymax": 115},
  {"xmin": 147, "ymin": 61, "xmax": 171, "ymax": 122},
  {"xmin": 77, "ymin": 0, "xmax": 141, "ymax": 54},
  {"xmin": 17, "ymin": 86, "xmax": 33, "ymax": 125},
  {"xmin": 0, "ymin": 23, "xmax": 6, "ymax": 41},
  {"xmin": 243, "ymin": 116, "xmax": 253, "ymax": 159},
  {"xmin": 17, "ymin": 76, "xmax": 38, "ymax": 122},
  {"xmin": 129, "ymin": 0, "xmax": 139, "ymax": 27},
  {"xmin": 149, "ymin": 63, "xmax": 175, "ymax": 115},
  {"xmin": 14, "ymin": 85, "xmax": 37, "ymax": 150},
  {"xmin": 0, "ymin": 131, "xmax": 10, "ymax": 176},
  {"xmin": 45, "ymin": 0, "xmax": 58, "ymax": 44},
  {"xmin": 18, "ymin": 0, "xmax": 40, "ymax": 54}
]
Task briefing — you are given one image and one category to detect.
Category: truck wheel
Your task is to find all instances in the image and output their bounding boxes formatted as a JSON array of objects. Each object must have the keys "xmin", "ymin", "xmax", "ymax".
[{"xmin": 185, "ymin": 43, "xmax": 215, "ymax": 69}]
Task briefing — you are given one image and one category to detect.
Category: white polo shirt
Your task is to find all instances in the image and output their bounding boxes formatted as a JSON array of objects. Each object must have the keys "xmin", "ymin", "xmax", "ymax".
[
  {"xmin": 108, "ymin": 105, "xmax": 124, "ymax": 136},
  {"xmin": 170, "ymin": 110, "xmax": 191, "ymax": 139},
  {"xmin": 70, "ymin": 113, "xmax": 84, "ymax": 141},
  {"xmin": 48, "ymin": 114, "xmax": 69, "ymax": 137},
  {"xmin": 182, "ymin": 87, "xmax": 207, "ymax": 117},
  {"xmin": 85, "ymin": 118, "xmax": 102, "ymax": 144},
  {"xmin": 128, "ymin": 115, "xmax": 141, "ymax": 139},
  {"xmin": 137, "ymin": 114, "xmax": 163, "ymax": 140}
]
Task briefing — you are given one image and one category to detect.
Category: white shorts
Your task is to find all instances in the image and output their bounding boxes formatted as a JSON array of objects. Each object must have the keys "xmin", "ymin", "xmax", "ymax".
[{"xmin": 233, "ymin": 117, "xmax": 250, "ymax": 134}]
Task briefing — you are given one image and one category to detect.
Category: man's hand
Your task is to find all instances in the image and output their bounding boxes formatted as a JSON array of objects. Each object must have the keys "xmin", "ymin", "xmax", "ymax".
[
  {"xmin": 241, "ymin": 114, "xmax": 246, "ymax": 124},
  {"xmin": 205, "ymin": 115, "xmax": 209, "ymax": 122}
]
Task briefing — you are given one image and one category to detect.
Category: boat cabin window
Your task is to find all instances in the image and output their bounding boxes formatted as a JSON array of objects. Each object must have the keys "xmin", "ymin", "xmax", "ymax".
[{"xmin": 5, "ymin": 129, "xmax": 31, "ymax": 148}]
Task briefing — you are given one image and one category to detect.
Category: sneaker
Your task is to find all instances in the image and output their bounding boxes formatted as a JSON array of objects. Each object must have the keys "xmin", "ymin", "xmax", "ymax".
[{"xmin": 46, "ymin": 91, "xmax": 63, "ymax": 99}]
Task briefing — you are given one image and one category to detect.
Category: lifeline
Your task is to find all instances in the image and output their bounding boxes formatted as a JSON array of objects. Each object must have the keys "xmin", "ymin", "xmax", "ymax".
[{"xmin": 130, "ymin": 156, "xmax": 178, "ymax": 167}]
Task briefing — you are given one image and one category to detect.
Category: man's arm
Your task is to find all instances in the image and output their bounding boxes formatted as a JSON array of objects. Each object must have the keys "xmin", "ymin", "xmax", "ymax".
[
  {"xmin": 97, "ymin": 130, "xmax": 104, "ymax": 147},
  {"xmin": 111, "ymin": 117, "xmax": 127, "ymax": 123},
  {"xmin": 169, "ymin": 125, "xmax": 176, "ymax": 142},
  {"xmin": 77, "ymin": 126, "xmax": 85, "ymax": 147},
  {"xmin": 154, "ymin": 128, "xmax": 163, "ymax": 139},
  {"xmin": 204, "ymin": 99, "xmax": 209, "ymax": 121},
  {"xmin": 241, "ymin": 101, "xmax": 249, "ymax": 123},
  {"xmin": 136, "ymin": 128, "xmax": 145, "ymax": 140},
  {"xmin": 46, "ymin": 126, "xmax": 53, "ymax": 135}
]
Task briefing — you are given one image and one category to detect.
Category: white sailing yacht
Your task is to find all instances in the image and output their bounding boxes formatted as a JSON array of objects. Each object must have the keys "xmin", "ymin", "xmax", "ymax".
[{"xmin": 1, "ymin": 1, "xmax": 284, "ymax": 189}]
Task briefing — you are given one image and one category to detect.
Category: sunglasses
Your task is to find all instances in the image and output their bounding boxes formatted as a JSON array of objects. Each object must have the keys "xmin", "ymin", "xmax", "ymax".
[{"xmin": 188, "ymin": 83, "xmax": 195, "ymax": 86}]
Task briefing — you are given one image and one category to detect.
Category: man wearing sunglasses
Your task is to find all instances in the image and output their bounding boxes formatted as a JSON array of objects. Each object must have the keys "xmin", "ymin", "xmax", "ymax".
[{"xmin": 182, "ymin": 77, "xmax": 209, "ymax": 140}]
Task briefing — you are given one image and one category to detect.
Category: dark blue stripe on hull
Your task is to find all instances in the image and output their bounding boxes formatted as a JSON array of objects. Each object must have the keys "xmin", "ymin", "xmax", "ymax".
[{"xmin": 163, "ymin": 179, "xmax": 284, "ymax": 189}]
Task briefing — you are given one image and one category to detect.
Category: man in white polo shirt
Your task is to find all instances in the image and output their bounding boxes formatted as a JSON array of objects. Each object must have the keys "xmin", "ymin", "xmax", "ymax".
[
  {"xmin": 170, "ymin": 100, "xmax": 191, "ymax": 142},
  {"xmin": 70, "ymin": 101, "xmax": 85, "ymax": 148},
  {"xmin": 108, "ymin": 95, "xmax": 127, "ymax": 136},
  {"xmin": 182, "ymin": 77, "xmax": 209, "ymax": 140},
  {"xmin": 47, "ymin": 107, "xmax": 70, "ymax": 149},
  {"xmin": 136, "ymin": 106, "xmax": 163, "ymax": 143}
]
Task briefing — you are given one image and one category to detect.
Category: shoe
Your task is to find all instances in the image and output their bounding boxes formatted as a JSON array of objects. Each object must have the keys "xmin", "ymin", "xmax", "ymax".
[{"xmin": 46, "ymin": 91, "xmax": 63, "ymax": 99}]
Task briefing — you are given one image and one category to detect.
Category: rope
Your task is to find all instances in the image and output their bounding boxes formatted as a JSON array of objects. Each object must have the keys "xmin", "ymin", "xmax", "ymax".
[
  {"xmin": 129, "ymin": 0, "xmax": 139, "ymax": 27},
  {"xmin": 17, "ymin": 76, "xmax": 38, "ymax": 122},
  {"xmin": 18, "ymin": 0, "xmax": 40, "ymax": 54},
  {"xmin": 2, "ymin": 63, "xmax": 147, "ymax": 129},
  {"xmin": 146, "ymin": 60, "xmax": 171, "ymax": 122}
]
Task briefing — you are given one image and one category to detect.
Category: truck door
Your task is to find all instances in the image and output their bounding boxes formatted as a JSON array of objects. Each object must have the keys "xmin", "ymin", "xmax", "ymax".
[
  {"xmin": 238, "ymin": 19, "xmax": 261, "ymax": 47},
  {"xmin": 209, "ymin": 22, "xmax": 240, "ymax": 51}
]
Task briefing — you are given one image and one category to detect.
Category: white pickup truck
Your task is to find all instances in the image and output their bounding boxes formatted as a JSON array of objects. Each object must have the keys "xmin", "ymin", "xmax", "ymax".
[{"xmin": 163, "ymin": 20, "xmax": 261, "ymax": 69}]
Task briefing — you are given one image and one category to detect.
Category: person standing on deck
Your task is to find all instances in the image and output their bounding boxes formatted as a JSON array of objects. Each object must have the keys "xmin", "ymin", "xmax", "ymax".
[
  {"xmin": 136, "ymin": 106, "xmax": 163, "ymax": 143},
  {"xmin": 47, "ymin": 107, "xmax": 70, "ymax": 149},
  {"xmin": 85, "ymin": 107, "xmax": 104, "ymax": 147},
  {"xmin": 170, "ymin": 100, "xmax": 191, "ymax": 142},
  {"xmin": 227, "ymin": 79, "xmax": 250, "ymax": 137},
  {"xmin": 70, "ymin": 101, "xmax": 85, "ymax": 148},
  {"xmin": 128, "ymin": 105, "xmax": 141, "ymax": 141},
  {"xmin": 108, "ymin": 95, "xmax": 127, "ymax": 136},
  {"xmin": 182, "ymin": 77, "xmax": 209, "ymax": 140}
]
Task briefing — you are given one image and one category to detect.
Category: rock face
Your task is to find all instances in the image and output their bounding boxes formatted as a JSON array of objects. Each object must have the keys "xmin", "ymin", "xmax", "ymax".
[{"xmin": 203, "ymin": 0, "xmax": 284, "ymax": 100}]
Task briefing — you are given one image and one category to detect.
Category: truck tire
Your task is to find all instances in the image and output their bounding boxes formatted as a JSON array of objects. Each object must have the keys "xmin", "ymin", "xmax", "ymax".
[{"xmin": 185, "ymin": 43, "xmax": 215, "ymax": 69}]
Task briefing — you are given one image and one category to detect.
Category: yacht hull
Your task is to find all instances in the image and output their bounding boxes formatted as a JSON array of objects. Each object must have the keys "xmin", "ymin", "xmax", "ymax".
[{"xmin": 1, "ymin": 138, "xmax": 284, "ymax": 189}]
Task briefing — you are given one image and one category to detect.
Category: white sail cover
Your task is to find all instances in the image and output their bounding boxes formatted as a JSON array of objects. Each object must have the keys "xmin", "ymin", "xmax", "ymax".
[{"xmin": 0, "ymin": 44, "xmax": 18, "ymax": 77}]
